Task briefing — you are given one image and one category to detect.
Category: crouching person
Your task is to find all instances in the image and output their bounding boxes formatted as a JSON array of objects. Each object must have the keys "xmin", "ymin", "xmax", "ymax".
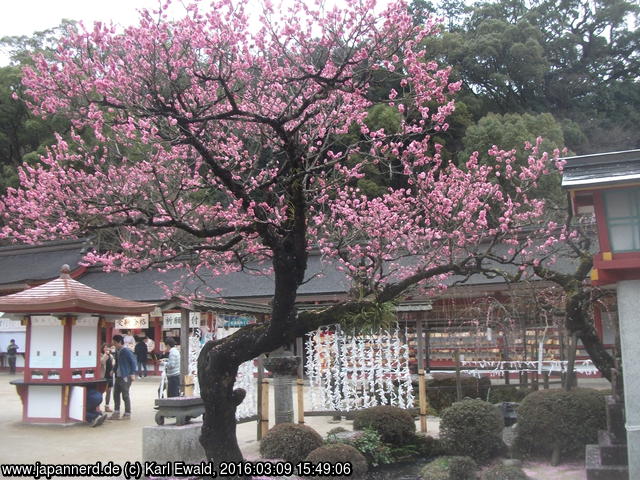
[{"xmin": 86, "ymin": 386, "xmax": 107, "ymax": 427}]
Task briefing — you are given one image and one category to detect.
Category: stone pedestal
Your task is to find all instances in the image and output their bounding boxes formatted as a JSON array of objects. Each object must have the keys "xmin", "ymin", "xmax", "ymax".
[
  {"xmin": 154, "ymin": 396, "xmax": 204, "ymax": 426},
  {"xmin": 263, "ymin": 354, "xmax": 300, "ymax": 425},
  {"xmin": 586, "ymin": 395, "xmax": 629, "ymax": 480},
  {"xmin": 142, "ymin": 422, "xmax": 206, "ymax": 464},
  {"xmin": 588, "ymin": 279, "xmax": 640, "ymax": 480},
  {"xmin": 586, "ymin": 279, "xmax": 640, "ymax": 479},
  {"xmin": 617, "ymin": 280, "xmax": 640, "ymax": 479}
]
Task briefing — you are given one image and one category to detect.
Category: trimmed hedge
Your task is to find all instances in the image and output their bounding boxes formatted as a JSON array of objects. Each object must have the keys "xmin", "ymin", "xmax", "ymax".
[
  {"xmin": 481, "ymin": 464, "xmax": 529, "ymax": 480},
  {"xmin": 427, "ymin": 375, "xmax": 492, "ymax": 412},
  {"xmin": 420, "ymin": 457, "xmax": 450, "ymax": 480},
  {"xmin": 420, "ymin": 456, "xmax": 478, "ymax": 480},
  {"xmin": 326, "ymin": 428, "xmax": 393, "ymax": 467},
  {"xmin": 260, "ymin": 423, "xmax": 323, "ymax": 463},
  {"xmin": 305, "ymin": 444, "xmax": 368, "ymax": 479},
  {"xmin": 440, "ymin": 399, "xmax": 504, "ymax": 463},
  {"xmin": 412, "ymin": 434, "xmax": 446, "ymax": 458},
  {"xmin": 449, "ymin": 456, "xmax": 479, "ymax": 480},
  {"xmin": 487, "ymin": 387, "xmax": 532, "ymax": 404},
  {"xmin": 514, "ymin": 388, "xmax": 606, "ymax": 459},
  {"xmin": 326, "ymin": 426, "xmax": 348, "ymax": 437},
  {"xmin": 352, "ymin": 405, "xmax": 416, "ymax": 445}
]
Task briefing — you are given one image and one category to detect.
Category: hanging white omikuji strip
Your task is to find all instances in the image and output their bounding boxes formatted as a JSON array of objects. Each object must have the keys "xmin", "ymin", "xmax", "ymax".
[
  {"xmin": 306, "ymin": 326, "xmax": 414, "ymax": 411},
  {"xmin": 192, "ymin": 323, "xmax": 258, "ymax": 420},
  {"xmin": 188, "ymin": 332, "xmax": 202, "ymax": 397},
  {"xmin": 305, "ymin": 329, "xmax": 320, "ymax": 408},
  {"xmin": 457, "ymin": 359, "xmax": 599, "ymax": 377},
  {"xmin": 234, "ymin": 359, "xmax": 258, "ymax": 419}
]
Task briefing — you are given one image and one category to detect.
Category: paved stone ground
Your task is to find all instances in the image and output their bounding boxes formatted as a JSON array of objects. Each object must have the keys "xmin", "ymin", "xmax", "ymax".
[
  {"xmin": 522, "ymin": 462, "xmax": 586, "ymax": 480},
  {"xmin": 0, "ymin": 373, "xmax": 603, "ymax": 479}
]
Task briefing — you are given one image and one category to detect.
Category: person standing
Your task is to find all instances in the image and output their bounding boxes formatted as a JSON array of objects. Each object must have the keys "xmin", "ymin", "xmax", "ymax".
[
  {"xmin": 110, "ymin": 334, "xmax": 136, "ymax": 420},
  {"xmin": 6, "ymin": 339, "xmax": 18, "ymax": 374},
  {"xmin": 165, "ymin": 337, "xmax": 181, "ymax": 397},
  {"xmin": 134, "ymin": 336, "xmax": 148, "ymax": 378},
  {"xmin": 100, "ymin": 343, "xmax": 114, "ymax": 412},
  {"xmin": 144, "ymin": 336, "xmax": 156, "ymax": 360},
  {"xmin": 122, "ymin": 330, "xmax": 135, "ymax": 351}
]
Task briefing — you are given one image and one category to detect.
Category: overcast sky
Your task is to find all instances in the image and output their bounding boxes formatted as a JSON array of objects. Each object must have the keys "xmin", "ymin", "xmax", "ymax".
[
  {"xmin": 1, "ymin": 0, "xmax": 206, "ymax": 65},
  {"xmin": 1, "ymin": 0, "xmax": 397, "ymax": 66},
  {"xmin": 1, "ymin": 0, "xmax": 171, "ymax": 37}
]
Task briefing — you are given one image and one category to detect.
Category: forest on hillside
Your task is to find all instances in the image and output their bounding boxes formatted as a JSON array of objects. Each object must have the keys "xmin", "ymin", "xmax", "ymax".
[{"xmin": 0, "ymin": 0, "xmax": 638, "ymax": 196}]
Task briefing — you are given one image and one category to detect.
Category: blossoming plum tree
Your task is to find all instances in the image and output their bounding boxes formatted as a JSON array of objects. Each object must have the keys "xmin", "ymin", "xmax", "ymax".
[{"xmin": 0, "ymin": 0, "xmax": 563, "ymax": 467}]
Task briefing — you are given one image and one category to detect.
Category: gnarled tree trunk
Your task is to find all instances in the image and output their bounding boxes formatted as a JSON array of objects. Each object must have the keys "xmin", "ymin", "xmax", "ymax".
[{"xmin": 198, "ymin": 345, "xmax": 245, "ymax": 468}]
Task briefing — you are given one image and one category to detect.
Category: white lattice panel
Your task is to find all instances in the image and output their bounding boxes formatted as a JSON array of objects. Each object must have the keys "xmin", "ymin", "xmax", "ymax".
[{"xmin": 190, "ymin": 327, "xmax": 258, "ymax": 419}]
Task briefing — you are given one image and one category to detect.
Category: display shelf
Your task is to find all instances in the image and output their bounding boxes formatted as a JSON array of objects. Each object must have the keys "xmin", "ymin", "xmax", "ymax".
[{"xmin": 404, "ymin": 325, "xmax": 585, "ymax": 372}]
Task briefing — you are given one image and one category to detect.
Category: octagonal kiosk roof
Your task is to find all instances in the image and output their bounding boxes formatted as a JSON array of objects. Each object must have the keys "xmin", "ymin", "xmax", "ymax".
[{"xmin": 0, "ymin": 265, "xmax": 155, "ymax": 315}]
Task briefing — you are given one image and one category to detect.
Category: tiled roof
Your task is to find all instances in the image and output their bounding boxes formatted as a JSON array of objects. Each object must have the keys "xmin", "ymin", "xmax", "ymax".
[
  {"xmin": 0, "ymin": 238, "xmax": 585, "ymax": 305},
  {"xmin": 0, "ymin": 266, "xmax": 155, "ymax": 314},
  {"xmin": 562, "ymin": 149, "xmax": 640, "ymax": 188},
  {"xmin": 79, "ymin": 254, "xmax": 350, "ymax": 302},
  {"xmin": 0, "ymin": 238, "xmax": 89, "ymax": 287}
]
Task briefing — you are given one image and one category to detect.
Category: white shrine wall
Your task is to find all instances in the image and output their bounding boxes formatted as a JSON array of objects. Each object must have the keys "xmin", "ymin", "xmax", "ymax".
[
  {"xmin": 29, "ymin": 316, "xmax": 63, "ymax": 369},
  {"xmin": 70, "ymin": 316, "xmax": 99, "ymax": 369},
  {"xmin": 68, "ymin": 386, "xmax": 86, "ymax": 421},
  {"xmin": 27, "ymin": 385, "xmax": 62, "ymax": 418}
]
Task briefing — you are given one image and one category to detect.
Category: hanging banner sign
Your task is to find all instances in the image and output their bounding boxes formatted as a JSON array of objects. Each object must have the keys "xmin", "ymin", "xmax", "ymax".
[
  {"xmin": 31, "ymin": 315, "xmax": 60, "ymax": 326},
  {"xmin": 216, "ymin": 314, "xmax": 255, "ymax": 328},
  {"xmin": 76, "ymin": 316, "xmax": 100, "ymax": 327},
  {"xmin": 115, "ymin": 315, "xmax": 149, "ymax": 329},
  {"xmin": 163, "ymin": 312, "xmax": 201, "ymax": 329},
  {"xmin": 0, "ymin": 317, "xmax": 25, "ymax": 331}
]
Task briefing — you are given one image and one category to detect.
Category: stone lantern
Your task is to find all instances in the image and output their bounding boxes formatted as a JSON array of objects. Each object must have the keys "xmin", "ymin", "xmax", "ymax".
[{"xmin": 263, "ymin": 347, "xmax": 300, "ymax": 424}]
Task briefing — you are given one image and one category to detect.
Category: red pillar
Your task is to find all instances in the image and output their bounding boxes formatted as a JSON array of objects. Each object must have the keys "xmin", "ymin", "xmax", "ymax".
[
  {"xmin": 61, "ymin": 316, "xmax": 74, "ymax": 383},
  {"xmin": 153, "ymin": 317, "xmax": 162, "ymax": 375},
  {"xmin": 23, "ymin": 316, "xmax": 32, "ymax": 381}
]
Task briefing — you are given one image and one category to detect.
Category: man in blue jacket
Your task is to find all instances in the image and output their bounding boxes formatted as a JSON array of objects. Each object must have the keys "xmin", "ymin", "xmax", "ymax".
[{"xmin": 110, "ymin": 334, "xmax": 137, "ymax": 420}]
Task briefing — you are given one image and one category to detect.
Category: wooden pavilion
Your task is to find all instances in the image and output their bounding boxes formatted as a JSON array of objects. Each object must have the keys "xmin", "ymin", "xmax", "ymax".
[{"xmin": 0, "ymin": 265, "xmax": 154, "ymax": 423}]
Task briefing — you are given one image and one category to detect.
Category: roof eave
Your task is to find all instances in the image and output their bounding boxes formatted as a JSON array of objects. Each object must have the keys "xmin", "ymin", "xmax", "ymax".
[
  {"xmin": 562, "ymin": 174, "xmax": 640, "ymax": 189},
  {"xmin": 0, "ymin": 297, "xmax": 154, "ymax": 315}
]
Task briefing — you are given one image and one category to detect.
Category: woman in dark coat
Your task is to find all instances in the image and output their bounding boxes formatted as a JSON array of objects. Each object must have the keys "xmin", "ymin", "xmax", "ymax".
[{"xmin": 100, "ymin": 343, "xmax": 114, "ymax": 412}]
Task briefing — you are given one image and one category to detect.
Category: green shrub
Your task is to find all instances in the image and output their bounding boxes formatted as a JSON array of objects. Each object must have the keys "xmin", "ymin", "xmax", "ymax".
[
  {"xmin": 352, "ymin": 405, "xmax": 416, "ymax": 445},
  {"xmin": 327, "ymin": 428, "xmax": 393, "ymax": 467},
  {"xmin": 427, "ymin": 375, "xmax": 492, "ymax": 412},
  {"xmin": 420, "ymin": 456, "xmax": 478, "ymax": 480},
  {"xmin": 260, "ymin": 423, "xmax": 323, "ymax": 463},
  {"xmin": 389, "ymin": 433, "xmax": 445, "ymax": 460},
  {"xmin": 440, "ymin": 399, "xmax": 504, "ymax": 463},
  {"xmin": 416, "ymin": 434, "xmax": 447, "ymax": 458},
  {"xmin": 449, "ymin": 456, "xmax": 478, "ymax": 479},
  {"xmin": 514, "ymin": 388, "xmax": 606, "ymax": 459},
  {"xmin": 326, "ymin": 426, "xmax": 348, "ymax": 438},
  {"xmin": 420, "ymin": 457, "xmax": 450, "ymax": 480},
  {"xmin": 305, "ymin": 444, "xmax": 368, "ymax": 479},
  {"xmin": 481, "ymin": 464, "xmax": 529, "ymax": 480},
  {"xmin": 487, "ymin": 387, "xmax": 532, "ymax": 404}
]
